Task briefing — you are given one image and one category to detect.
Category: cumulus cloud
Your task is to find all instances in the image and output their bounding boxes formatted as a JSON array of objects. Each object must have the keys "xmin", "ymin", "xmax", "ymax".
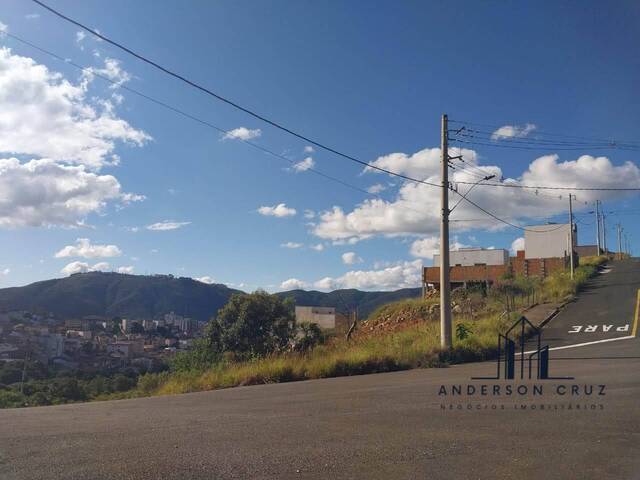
[
  {"xmin": 281, "ymin": 242, "xmax": 303, "ymax": 249},
  {"xmin": 55, "ymin": 238, "xmax": 122, "ymax": 258},
  {"xmin": 82, "ymin": 57, "xmax": 131, "ymax": 89},
  {"xmin": 195, "ymin": 276, "xmax": 215, "ymax": 284},
  {"xmin": 146, "ymin": 221, "xmax": 191, "ymax": 231},
  {"xmin": 365, "ymin": 147, "xmax": 477, "ymax": 180},
  {"xmin": 410, "ymin": 236, "xmax": 471, "ymax": 259},
  {"xmin": 313, "ymin": 148, "xmax": 640, "ymax": 242},
  {"xmin": 257, "ymin": 203, "xmax": 296, "ymax": 217},
  {"xmin": 341, "ymin": 251, "xmax": 363, "ymax": 265},
  {"xmin": 310, "ymin": 243, "xmax": 325, "ymax": 251},
  {"xmin": 303, "ymin": 146, "xmax": 314, "ymax": 153},
  {"xmin": 117, "ymin": 265, "xmax": 134, "ymax": 274},
  {"xmin": 222, "ymin": 127, "xmax": 261, "ymax": 141},
  {"xmin": 280, "ymin": 278, "xmax": 309, "ymax": 290},
  {"xmin": 510, "ymin": 237, "xmax": 525, "ymax": 254},
  {"xmin": 0, "ymin": 48, "xmax": 150, "ymax": 170},
  {"xmin": 304, "ymin": 209, "xmax": 316, "ymax": 219},
  {"xmin": 0, "ymin": 158, "xmax": 140, "ymax": 228},
  {"xmin": 491, "ymin": 123, "xmax": 537, "ymax": 140},
  {"xmin": 75, "ymin": 31, "xmax": 86, "ymax": 45},
  {"xmin": 0, "ymin": 22, "xmax": 8, "ymax": 34},
  {"xmin": 61, "ymin": 260, "xmax": 110, "ymax": 275},
  {"xmin": 312, "ymin": 260, "xmax": 422, "ymax": 291},
  {"xmin": 292, "ymin": 156, "xmax": 315, "ymax": 173},
  {"xmin": 367, "ymin": 183, "xmax": 386, "ymax": 194}
]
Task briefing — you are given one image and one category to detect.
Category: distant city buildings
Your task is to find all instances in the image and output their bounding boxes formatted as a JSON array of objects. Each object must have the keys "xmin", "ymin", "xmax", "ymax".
[{"xmin": 0, "ymin": 309, "xmax": 205, "ymax": 373}]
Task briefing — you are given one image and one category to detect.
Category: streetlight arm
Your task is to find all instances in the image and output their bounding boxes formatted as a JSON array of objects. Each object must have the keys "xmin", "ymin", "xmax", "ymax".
[{"xmin": 449, "ymin": 175, "xmax": 496, "ymax": 214}]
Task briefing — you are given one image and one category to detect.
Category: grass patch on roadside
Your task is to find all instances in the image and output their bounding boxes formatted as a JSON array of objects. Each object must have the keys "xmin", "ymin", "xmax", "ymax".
[
  {"xmin": 107, "ymin": 257, "xmax": 608, "ymax": 402},
  {"xmin": 130, "ymin": 310, "xmax": 515, "ymax": 399}
]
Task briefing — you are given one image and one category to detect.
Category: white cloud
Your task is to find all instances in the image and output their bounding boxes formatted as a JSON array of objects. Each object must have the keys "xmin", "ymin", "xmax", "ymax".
[
  {"xmin": 281, "ymin": 242, "xmax": 303, "ymax": 249},
  {"xmin": 409, "ymin": 237, "xmax": 440, "ymax": 258},
  {"xmin": 312, "ymin": 260, "xmax": 422, "ymax": 291},
  {"xmin": 367, "ymin": 183, "xmax": 386, "ymax": 194},
  {"xmin": 55, "ymin": 238, "xmax": 122, "ymax": 258},
  {"xmin": 120, "ymin": 192, "xmax": 146, "ymax": 204},
  {"xmin": 82, "ymin": 57, "xmax": 131, "ymax": 89},
  {"xmin": 61, "ymin": 260, "xmax": 110, "ymax": 275},
  {"xmin": 365, "ymin": 147, "xmax": 477, "ymax": 180},
  {"xmin": 0, "ymin": 158, "xmax": 140, "ymax": 228},
  {"xmin": 341, "ymin": 251, "xmax": 363, "ymax": 265},
  {"xmin": 91, "ymin": 261, "xmax": 110, "ymax": 271},
  {"xmin": 304, "ymin": 209, "xmax": 316, "ymax": 219},
  {"xmin": 257, "ymin": 203, "xmax": 296, "ymax": 217},
  {"xmin": 0, "ymin": 268, "xmax": 9, "ymax": 275},
  {"xmin": 195, "ymin": 276, "xmax": 215, "ymax": 284},
  {"xmin": 303, "ymin": 146, "xmax": 314, "ymax": 153},
  {"xmin": 310, "ymin": 243, "xmax": 325, "ymax": 251},
  {"xmin": 117, "ymin": 265, "xmax": 134, "ymax": 274},
  {"xmin": 491, "ymin": 123, "xmax": 537, "ymax": 140},
  {"xmin": 510, "ymin": 237, "xmax": 525, "ymax": 254},
  {"xmin": 0, "ymin": 22, "xmax": 8, "ymax": 34},
  {"xmin": 222, "ymin": 127, "xmax": 261, "ymax": 141},
  {"xmin": 25, "ymin": 14, "xmax": 40, "ymax": 20},
  {"xmin": 75, "ymin": 31, "xmax": 86, "ymax": 44},
  {"xmin": 314, "ymin": 148, "xmax": 640, "ymax": 242},
  {"xmin": 410, "ymin": 236, "xmax": 471, "ymax": 259},
  {"xmin": 292, "ymin": 157, "xmax": 314, "ymax": 172},
  {"xmin": 280, "ymin": 278, "xmax": 308, "ymax": 290},
  {"xmin": 0, "ymin": 48, "xmax": 150, "ymax": 170},
  {"xmin": 146, "ymin": 221, "xmax": 191, "ymax": 231}
]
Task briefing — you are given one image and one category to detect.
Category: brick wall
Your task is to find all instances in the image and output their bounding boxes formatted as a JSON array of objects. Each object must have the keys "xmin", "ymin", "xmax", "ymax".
[{"xmin": 423, "ymin": 256, "xmax": 569, "ymax": 285}]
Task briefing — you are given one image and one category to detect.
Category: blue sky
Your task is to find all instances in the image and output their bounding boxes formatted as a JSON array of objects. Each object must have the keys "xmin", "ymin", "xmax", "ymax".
[{"xmin": 0, "ymin": 0, "xmax": 639, "ymax": 291}]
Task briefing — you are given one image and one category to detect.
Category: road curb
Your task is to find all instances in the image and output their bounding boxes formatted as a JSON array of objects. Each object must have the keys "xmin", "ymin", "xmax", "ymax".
[{"xmin": 537, "ymin": 300, "xmax": 570, "ymax": 328}]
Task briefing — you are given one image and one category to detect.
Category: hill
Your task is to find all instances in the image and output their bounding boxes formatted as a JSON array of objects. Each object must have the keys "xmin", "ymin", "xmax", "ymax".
[
  {"xmin": 0, "ymin": 272, "xmax": 242, "ymax": 321},
  {"xmin": 0, "ymin": 272, "xmax": 423, "ymax": 322},
  {"xmin": 276, "ymin": 287, "xmax": 422, "ymax": 319}
]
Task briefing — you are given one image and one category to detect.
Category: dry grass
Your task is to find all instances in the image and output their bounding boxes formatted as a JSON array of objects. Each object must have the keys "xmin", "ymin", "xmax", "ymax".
[{"xmin": 118, "ymin": 258, "xmax": 607, "ymax": 401}]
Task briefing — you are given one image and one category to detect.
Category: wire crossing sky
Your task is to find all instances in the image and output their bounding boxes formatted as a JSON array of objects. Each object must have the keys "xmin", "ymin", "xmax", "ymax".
[{"xmin": 0, "ymin": 0, "xmax": 638, "ymax": 291}]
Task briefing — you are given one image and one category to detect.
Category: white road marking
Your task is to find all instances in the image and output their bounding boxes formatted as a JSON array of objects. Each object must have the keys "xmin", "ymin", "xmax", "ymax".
[{"xmin": 521, "ymin": 335, "xmax": 635, "ymax": 355}]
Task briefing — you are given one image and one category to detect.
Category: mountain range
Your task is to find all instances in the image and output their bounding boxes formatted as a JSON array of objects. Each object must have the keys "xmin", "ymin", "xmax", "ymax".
[{"xmin": 0, "ymin": 272, "xmax": 421, "ymax": 321}]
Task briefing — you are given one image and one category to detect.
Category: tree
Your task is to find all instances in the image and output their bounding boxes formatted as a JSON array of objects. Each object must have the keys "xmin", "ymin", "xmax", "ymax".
[
  {"xmin": 293, "ymin": 322, "xmax": 323, "ymax": 352},
  {"xmin": 207, "ymin": 291, "xmax": 296, "ymax": 358}
]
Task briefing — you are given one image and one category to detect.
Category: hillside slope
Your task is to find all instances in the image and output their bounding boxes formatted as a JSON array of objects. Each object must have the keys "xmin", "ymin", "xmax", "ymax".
[
  {"xmin": 0, "ymin": 272, "xmax": 423, "ymax": 322},
  {"xmin": 0, "ymin": 272, "xmax": 241, "ymax": 321},
  {"xmin": 276, "ymin": 287, "xmax": 422, "ymax": 319}
]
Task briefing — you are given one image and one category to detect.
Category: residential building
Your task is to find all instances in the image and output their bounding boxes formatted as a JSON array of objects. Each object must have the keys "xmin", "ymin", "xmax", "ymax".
[
  {"xmin": 433, "ymin": 248, "xmax": 509, "ymax": 267},
  {"xmin": 524, "ymin": 223, "xmax": 576, "ymax": 259},
  {"xmin": 295, "ymin": 306, "xmax": 350, "ymax": 331}
]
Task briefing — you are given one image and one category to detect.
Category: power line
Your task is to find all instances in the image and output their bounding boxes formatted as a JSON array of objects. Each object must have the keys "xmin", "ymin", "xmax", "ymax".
[
  {"xmin": 5, "ymin": 32, "xmax": 442, "ymax": 218},
  {"xmin": 449, "ymin": 119, "xmax": 640, "ymax": 147},
  {"xmin": 31, "ymin": 0, "xmax": 445, "ymax": 189},
  {"xmin": 451, "ymin": 137, "xmax": 640, "ymax": 152},
  {"xmin": 452, "ymin": 128, "xmax": 640, "ymax": 149},
  {"xmin": 453, "ymin": 180, "xmax": 640, "ymax": 192},
  {"xmin": 7, "ymin": 31, "xmax": 561, "ymax": 234},
  {"xmin": 20, "ymin": 7, "xmax": 639, "ymax": 232}
]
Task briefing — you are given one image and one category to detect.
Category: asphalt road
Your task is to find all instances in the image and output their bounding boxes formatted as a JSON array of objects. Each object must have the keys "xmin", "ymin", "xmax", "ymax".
[{"xmin": 1, "ymin": 259, "xmax": 639, "ymax": 480}]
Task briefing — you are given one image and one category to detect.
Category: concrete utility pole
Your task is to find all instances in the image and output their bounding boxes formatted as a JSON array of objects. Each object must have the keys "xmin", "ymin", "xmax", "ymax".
[
  {"xmin": 617, "ymin": 224, "xmax": 623, "ymax": 260},
  {"xmin": 439, "ymin": 114, "xmax": 452, "ymax": 349},
  {"xmin": 595, "ymin": 200, "xmax": 601, "ymax": 256},
  {"xmin": 602, "ymin": 213, "xmax": 608, "ymax": 254},
  {"xmin": 568, "ymin": 194, "xmax": 575, "ymax": 279}
]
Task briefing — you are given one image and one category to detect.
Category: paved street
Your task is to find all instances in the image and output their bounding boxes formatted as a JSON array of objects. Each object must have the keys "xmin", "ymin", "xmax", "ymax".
[{"xmin": 1, "ymin": 259, "xmax": 638, "ymax": 480}]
